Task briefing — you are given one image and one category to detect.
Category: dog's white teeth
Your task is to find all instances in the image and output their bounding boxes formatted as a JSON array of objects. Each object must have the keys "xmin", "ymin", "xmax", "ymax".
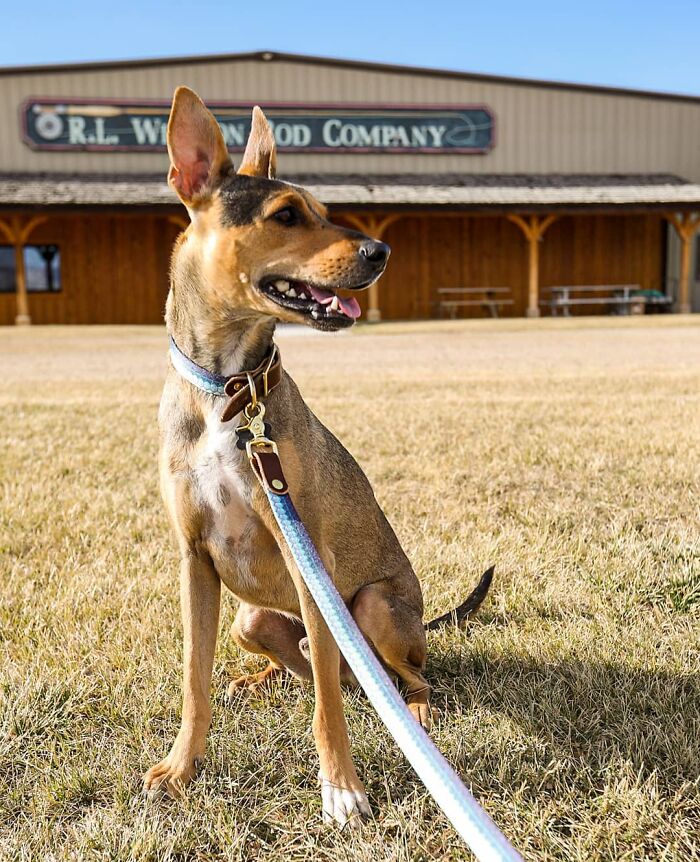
[
  {"xmin": 274, "ymin": 279, "xmax": 289, "ymax": 293},
  {"xmin": 311, "ymin": 309, "xmax": 320, "ymax": 319},
  {"xmin": 299, "ymin": 292, "xmax": 308, "ymax": 300},
  {"xmin": 329, "ymin": 295, "xmax": 340, "ymax": 312},
  {"xmin": 287, "ymin": 287, "xmax": 297, "ymax": 298}
]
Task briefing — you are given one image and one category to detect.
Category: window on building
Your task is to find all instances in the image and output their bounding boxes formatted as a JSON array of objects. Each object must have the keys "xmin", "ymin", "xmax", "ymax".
[{"xmin": 0, "ymin": 245, "xmax": 62, "ymax": 293}]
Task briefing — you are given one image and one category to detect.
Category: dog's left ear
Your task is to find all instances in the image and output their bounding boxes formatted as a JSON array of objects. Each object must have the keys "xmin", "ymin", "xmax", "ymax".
[{"xmin": 237, "ymin": 106, "xmax": 277, "ymax": 179}]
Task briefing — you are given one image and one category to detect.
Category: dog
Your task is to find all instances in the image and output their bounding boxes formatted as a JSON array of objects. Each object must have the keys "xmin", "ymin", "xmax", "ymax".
[{"xmin": 143, "ymin": 86, "xmax": 492, "ymax": 826}]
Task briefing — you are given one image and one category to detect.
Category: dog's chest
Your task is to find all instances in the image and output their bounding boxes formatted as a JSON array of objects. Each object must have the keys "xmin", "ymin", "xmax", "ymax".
[
  {"xmin": 193, "ymin": 413, "xmax": 256, "ymax": 540},
  {"xmin": 174, "ymin": 409, "xmax": 292, "ymax": 610},
  {"xmin": 190, "ymin": 413, "xmax": 268, "ymax": 590}
]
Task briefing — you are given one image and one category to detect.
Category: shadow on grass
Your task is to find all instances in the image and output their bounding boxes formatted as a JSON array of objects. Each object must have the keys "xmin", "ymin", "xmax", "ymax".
[{"xmin": 428, "ymin": 648, "xmax": 700, "ymax": 794}]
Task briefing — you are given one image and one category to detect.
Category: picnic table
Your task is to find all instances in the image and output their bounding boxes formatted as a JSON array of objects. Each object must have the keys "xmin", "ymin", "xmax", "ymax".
[
  {"xmin": 436, "ymin": 287, "xmax": 514, "ymax": 319},
  {"xmin": 542, "ymin": 284, "xmax": 661, "ymax": 316}
]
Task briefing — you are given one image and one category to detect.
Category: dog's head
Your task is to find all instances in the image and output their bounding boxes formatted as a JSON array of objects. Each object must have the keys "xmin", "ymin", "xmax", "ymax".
[{"xmin": 167, "ymin": 87, "xmax": 389, "ymax": 332}]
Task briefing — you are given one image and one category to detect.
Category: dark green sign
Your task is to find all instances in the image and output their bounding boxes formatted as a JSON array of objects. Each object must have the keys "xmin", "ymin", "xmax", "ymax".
[{"xmin": 22, "ymin": 99, "xmax": 494, "ymax": 154}]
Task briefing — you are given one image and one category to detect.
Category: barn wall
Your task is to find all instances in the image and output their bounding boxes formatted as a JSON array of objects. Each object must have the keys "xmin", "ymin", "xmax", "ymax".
[
  {"xmin": 375, "ymin": 213, "xmax": 664, "ymax": 319},
  {"xmin": 0, "ymin": 214, "xmax": 180, "ymax": 325},
  {"xmin": 0, "ymin": 211, "xmax": 664, "ymax": 325},
  {"xmin": 1, "ymin": 56, "xmax": 699, "ymax": 179}
]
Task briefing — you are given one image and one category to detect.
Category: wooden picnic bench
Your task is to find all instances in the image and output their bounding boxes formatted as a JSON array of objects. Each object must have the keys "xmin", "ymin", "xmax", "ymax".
[
  {"xmin": 436, "ymin": 287, "xmax": 514, "ymax": 319},
  {"xmin": 542, "ymin": 284, "xmax": 657, "ymax": 316}
]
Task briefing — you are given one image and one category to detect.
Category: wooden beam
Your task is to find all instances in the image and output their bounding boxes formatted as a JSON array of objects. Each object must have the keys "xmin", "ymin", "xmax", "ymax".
[
  {"xmin": 0, "ymin": 217, "xmax": 15, "ymax": 244},
  {"xmin": 340, "ymin": 212, "xmax": 370, "ymax": 234},
  {"xmin": 13, "ymin": 241, "xmax": 31, "ymax": 325},
  {"xmin": 507, "ymin": 214, "xmax": 558, "ymax": 317},
  {"xmin": 334, "ymin": 211, "xmax": 403, "ymax": 322},
  {"xmin": 4, "ymin": 215, "xmax": 48, "ymax": 325},
  {"xmin": 374, "ymin": 213, "xmax": 401, "ymax": 237},
  {"xmin": 665, "ymin": 212, "xmax": 700, "ymax": 313},
  {"xmin": 18, "ymin": 214, "xmax": 48, "ymax": 244}
]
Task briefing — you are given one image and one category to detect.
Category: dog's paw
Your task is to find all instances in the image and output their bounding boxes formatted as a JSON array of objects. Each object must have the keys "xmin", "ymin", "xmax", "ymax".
[
  {"xmin": 143, "ymin": 756, "xmax": 199, "ymax": 799},
  {"xmin": 319, "ymin": 772, "xmax": 371, "ymax": 828},
  {"xmin": 143, "ymin": 735, "xmax": 203, "ymax": 799},
  {"xmin": 226, "ymin": 664, "xmax": 282, "ymax": 700},
  {"xmin": 409, "ymin": 701, "xmax": 439, "ymax": 731}
]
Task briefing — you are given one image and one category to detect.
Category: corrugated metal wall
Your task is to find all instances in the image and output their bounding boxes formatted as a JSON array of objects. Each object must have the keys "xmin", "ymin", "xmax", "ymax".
[{"xmin": 1, "ymin": 56, "xmax": 699, "ymax": 180}]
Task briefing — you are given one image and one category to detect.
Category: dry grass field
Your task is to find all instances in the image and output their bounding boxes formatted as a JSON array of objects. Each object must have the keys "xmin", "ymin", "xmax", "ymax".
[{"xmin": 1, "ymin": 317, "xmax": 699, "ymax": 862}]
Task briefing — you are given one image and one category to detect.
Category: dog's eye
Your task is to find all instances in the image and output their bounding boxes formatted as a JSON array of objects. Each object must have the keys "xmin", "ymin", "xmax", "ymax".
[{"xmin": 273, "ymin": 207, "xmax": 300, "ymax": 226}]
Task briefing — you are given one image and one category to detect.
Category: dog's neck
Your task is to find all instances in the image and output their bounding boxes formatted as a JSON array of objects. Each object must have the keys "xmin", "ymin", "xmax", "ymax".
[{"xmin": 166, "ymin": 263, "xmax": 276, "ymax": 378}]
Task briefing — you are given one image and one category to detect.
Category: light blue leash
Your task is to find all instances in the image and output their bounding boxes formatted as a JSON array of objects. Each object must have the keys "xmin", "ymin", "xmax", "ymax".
[
  {"xmin": 263, "ymin": 488, "xmax": 523, "ymax": 861},
  {"xmin": 169, "ymin": 337, "xmax": 524, "ymax": 861}
]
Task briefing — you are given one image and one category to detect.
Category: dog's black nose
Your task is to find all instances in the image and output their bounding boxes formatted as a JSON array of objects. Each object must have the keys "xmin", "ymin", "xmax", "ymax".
[{"xmin": 359, "ymin": 240, "xmax": 390, "ymax": 265}]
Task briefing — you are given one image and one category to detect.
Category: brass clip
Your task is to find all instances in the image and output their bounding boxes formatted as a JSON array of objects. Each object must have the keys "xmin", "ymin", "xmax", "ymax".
[{"xmin": 237, "ymin": 400, "xmax": 279, "ymax": 458}]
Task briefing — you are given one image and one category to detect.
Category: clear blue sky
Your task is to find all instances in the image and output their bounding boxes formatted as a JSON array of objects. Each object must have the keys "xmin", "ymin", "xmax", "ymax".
[{"xmin": 2, "ymin": 0, "xmax": 699, "ymax": 96}]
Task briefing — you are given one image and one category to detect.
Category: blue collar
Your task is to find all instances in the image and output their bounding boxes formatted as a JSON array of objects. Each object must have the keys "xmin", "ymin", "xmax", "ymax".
[{"xmin": 169, "ymin": 336, "xmax": 230, "ymax": 396}]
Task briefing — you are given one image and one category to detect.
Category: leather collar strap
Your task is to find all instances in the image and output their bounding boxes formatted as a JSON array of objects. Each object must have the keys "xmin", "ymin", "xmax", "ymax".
[{"xmin": 169, "ymin": 336, "xmax": 282, "ymax": 423}]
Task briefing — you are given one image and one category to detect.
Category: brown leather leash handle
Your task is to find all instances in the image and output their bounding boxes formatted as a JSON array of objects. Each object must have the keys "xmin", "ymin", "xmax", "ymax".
[{"xmin": 249, "ymin": 446, "xmax": 289, "ymax": 496}]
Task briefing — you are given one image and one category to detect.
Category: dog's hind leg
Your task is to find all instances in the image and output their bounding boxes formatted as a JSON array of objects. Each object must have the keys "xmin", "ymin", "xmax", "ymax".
[
  {"xmin": 228, "ymin": 603, "xmax": 311, "ymax": 696},
  {"xmin": 352, "ymin": 576, "xmax": 438, "ymax": 730}
]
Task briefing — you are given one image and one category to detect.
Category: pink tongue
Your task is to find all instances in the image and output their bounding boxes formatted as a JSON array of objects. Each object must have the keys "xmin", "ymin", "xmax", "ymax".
[
  {"xmin": 307, "ymin": 284, "xmax": 362, "ymax": 319},
  {"xmin": 308, "ymin": 285, "xmax": 335, "ymax": 304},
  {"xmin": 338, "ymin": 295, "xmax": 361, "ymax": 319}
]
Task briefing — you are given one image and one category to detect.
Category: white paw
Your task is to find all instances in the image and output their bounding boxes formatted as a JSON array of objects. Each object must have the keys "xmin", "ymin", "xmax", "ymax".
[{"xmin": 319, "ymin": 773, "xmax": 371, "ymax": 827}]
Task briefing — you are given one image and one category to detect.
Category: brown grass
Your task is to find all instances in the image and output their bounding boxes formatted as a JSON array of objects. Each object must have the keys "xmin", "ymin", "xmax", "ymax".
[{"xmin": 1, "ymin": 317, "xmax": 699, "ymax": 861}]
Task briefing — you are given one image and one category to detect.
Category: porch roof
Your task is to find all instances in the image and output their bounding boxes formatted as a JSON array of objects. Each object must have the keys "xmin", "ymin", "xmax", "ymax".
[{"xmin": 1, "ymin": 172, "xmax": 699, "ymax": 210}]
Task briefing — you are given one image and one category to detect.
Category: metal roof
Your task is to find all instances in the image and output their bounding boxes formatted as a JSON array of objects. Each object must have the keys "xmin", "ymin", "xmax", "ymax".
[
  {"xmin": 1, "ymin": 172, "xmax": 699, "ymax": 210},
  {"xmin": 0, "ymin": 50, "xmax": 699, "ymax": 105}
]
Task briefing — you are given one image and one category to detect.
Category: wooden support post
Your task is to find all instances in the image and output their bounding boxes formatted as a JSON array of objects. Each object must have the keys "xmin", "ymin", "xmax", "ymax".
[
  {"xmin": 665, "ymin": 212, "xmax": 700, "ymax": 314},
  {"xmin": 340, "ymin": 212, "xmax": 401, "ymax": 322},
  {"xmin": 507, "ymin": 214, "xmax": 558, "ymax": 318},
  {"xmin": 0, "ymin": 214, "xmax": 48, "ymax": 325},
  {"xmin": 14, "ymin": 241, "xmax": 30, "ymax": 325}
]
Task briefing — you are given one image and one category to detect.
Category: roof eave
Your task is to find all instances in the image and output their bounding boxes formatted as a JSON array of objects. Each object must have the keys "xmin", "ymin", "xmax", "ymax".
[{"xmin": 0, "ymin": 49, "xmax": 698, "ymax": 105}]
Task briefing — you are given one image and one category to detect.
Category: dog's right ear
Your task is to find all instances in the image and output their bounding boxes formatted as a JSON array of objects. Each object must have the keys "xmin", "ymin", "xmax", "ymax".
[{"xmin": 167, "ymin": 86, "xmax": 232, "ymax": 207}]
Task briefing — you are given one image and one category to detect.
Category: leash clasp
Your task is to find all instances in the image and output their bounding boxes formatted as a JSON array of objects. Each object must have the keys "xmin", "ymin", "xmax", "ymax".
[
  {"xmin": 242, "ymin": 399, "xmax": 283, "ymax": 492},
  {"xmin": 237, "ymin": 400, "xmax": 278, "ymax": 457},
  {"xmin": 234, "ymin": 369, "xmax": 280, "ymax": 471}
]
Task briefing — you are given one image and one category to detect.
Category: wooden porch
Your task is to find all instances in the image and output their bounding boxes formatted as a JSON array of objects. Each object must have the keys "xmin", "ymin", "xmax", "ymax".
[
  {"xmin": 0, "ymin": 207, "xmax": 697, "ymax": 324},
  {"xmin": 336, "ymin": 209, "xmax": 698, "ymax": 320}
]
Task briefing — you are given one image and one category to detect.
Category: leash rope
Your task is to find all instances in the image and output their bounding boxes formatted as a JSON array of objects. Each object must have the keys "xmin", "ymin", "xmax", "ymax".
[
  {"xmin": 240, "ymin": 405, "xmax": 524, "ymax": 862},
  {"xmin": 262, "ymin": 487, "xmax": 524, "ymax": 861}
]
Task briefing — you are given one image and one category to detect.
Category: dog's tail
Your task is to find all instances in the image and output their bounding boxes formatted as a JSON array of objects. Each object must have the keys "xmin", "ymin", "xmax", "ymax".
[{"xmin": 424, "ymin": 566, "xmax": 494, "ymax": 631}]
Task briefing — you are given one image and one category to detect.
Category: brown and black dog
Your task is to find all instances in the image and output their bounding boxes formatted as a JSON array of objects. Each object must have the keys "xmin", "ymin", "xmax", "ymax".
[{"xmin": 143, "ymin": 86, "xmax": 491, "ymax": 826}]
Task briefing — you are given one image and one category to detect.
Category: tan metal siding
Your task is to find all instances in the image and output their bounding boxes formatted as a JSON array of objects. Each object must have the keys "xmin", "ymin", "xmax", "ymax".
[{"xmin": 1, "ymin": 58, "xmax": 699, "ymax": 180}]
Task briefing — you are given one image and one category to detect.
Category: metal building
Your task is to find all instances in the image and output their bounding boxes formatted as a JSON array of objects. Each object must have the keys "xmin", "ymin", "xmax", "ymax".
[{"xmin": 1, "ymin": 49, "xmax": 699, "ymax": 325}]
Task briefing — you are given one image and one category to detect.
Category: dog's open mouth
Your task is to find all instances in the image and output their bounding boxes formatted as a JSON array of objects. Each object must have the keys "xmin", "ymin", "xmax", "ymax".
[{"xmin": 259, "ymin": 278, "xmax": 369, "ymax": 329}]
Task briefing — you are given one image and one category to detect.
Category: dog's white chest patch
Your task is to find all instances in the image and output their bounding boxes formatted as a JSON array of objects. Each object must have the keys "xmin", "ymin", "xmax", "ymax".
[{"xmin": 194, "ymin": 410, "xmax": 255, "ymax": 552}]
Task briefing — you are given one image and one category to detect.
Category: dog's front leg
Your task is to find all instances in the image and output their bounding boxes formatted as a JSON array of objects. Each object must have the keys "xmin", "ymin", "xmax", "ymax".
[
  {"xmin": 290, "ymin": 555, "xmax": 370, "ymax": 827},
  {"xmin": 144, "ymin": 550, "xmax": 221, "ymax": 797}
]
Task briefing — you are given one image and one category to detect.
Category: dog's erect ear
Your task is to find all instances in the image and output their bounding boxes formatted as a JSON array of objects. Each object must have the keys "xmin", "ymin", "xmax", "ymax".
[
  {"xmin": 167, "ymin": 86, "xmax": 232, "ymax": 206},
  {"xmin": 237, "ymin": 106, "xmax": 277, "ymax": 179}
]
